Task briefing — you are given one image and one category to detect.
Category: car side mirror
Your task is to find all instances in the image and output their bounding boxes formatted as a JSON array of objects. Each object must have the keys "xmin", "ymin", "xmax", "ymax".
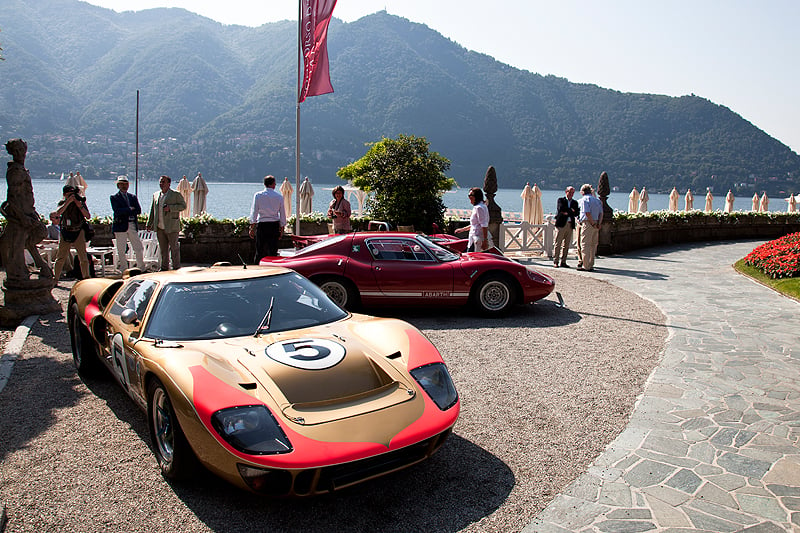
[{"xmin": 121, "ymin": 308, "xmax": 139, "ymax": 325}]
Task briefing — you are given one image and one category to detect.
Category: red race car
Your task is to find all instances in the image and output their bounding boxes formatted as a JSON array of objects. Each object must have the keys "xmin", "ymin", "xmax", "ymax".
[{"xmin": 262, "ymin": 232, "xmax": 555, "ymax": 316}]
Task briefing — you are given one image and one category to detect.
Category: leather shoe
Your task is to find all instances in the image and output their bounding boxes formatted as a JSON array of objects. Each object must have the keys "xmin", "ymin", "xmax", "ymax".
[{"xmin": 560, "ymin": 263, "xmax": 569, "ymax": 268}]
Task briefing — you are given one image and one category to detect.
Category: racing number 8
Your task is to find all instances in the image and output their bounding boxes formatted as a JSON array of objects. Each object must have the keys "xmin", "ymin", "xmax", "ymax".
[{"xmin": 266, "ymin": 338, "xmax": 346, "ymax": 370}]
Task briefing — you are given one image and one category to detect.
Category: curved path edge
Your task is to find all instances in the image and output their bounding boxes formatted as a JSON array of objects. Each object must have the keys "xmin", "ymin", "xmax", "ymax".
[{"xmin": 525, "ymin": 240, "xmax": 800, "ymax": 532}]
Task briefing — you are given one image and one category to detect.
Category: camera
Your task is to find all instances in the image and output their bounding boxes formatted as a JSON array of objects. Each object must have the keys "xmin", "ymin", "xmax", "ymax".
[{"xmin": 331, "ymin": 214, "xmax": 337, "ymax": 219}]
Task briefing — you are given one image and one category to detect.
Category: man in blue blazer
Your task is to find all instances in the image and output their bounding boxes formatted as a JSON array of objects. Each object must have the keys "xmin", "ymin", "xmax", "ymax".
[
  {"xmin": 553, "ymin": 186, "xmax": 579, "ymax": 268},
  {"xmin": 110, "ymin": 175, "xmax": 144, "ymax": 271}
]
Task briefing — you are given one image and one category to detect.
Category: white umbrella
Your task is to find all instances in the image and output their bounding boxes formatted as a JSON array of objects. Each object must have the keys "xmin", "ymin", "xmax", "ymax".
[
  {"xmin": 705, "ymin": 190, "xmax": 713, "ymax": 212},
  {"xmin": 751, "ymin": 193, "xmax": 759, "ymax": 212},
  {"xmin": 532, "ymin": 183, "xmax": 543, "ymax": 224},
  {"xmin": 298, "ymin": 177, "xmax": 314, "ymax": 215},
  {"xmin": 628, "ymin": 187, "xmax": 639, "ymax": 213},
  {"xmin": 669, "ymin": 187, "xmax": 679, "ymax": 211},
  {"xmin": 192, "ymin": 173, "xmax": 209, "ymax": 216},
  {"xmin": 520, "ymin": 182, "xmax": 534, "ymax": 224},
  {"xmin": 280, "ymin": 177, "xmax": 293, "ymax": 217},
  {"xmin": 684, "ymin": 189, "xmax": 694, "ymax": 211},
  {"xmin": 176, "ymin": 175, "xmax": 192, "ymax": 218},
  {"xmin": 788, "ymin": 193, "xmax": 797, "ymax": 213},
  {"xmin": 760, "ymin": 192, "xmax": 769, "ymax": 212},
  {"xmin": 639, "ymin": 187, "xmax": 649, "ymax": 213},
  {"xmin": 724, "ymin": 190, "xmax": 734, "ymax": 213}
]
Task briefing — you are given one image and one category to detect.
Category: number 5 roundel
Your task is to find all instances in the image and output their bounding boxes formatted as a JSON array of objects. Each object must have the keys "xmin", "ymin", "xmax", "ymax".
[{"xmin": 266, "ymin": 338, "xmax": 346, "ymax": 370}]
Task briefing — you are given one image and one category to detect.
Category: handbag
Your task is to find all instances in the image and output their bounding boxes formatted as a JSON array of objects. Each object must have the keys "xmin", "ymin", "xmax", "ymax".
[{"xmin": 83, "ymin": 221, "xmax": 95, "ymax": 241}]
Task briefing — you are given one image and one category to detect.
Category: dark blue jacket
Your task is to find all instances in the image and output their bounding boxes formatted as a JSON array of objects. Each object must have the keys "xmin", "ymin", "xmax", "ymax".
[{"xmin": 110, "ymin": 191, "xmax": 142, "ymax": 233}]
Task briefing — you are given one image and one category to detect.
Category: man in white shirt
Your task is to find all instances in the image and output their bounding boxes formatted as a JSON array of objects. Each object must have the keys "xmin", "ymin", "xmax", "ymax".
[
  {"xmin": 249, "ymin": 175, "xmax": 286, "ymax": 263},
  {"xmin": 576, "ymin": 183, "xmax": 603, "ymax": 271}
]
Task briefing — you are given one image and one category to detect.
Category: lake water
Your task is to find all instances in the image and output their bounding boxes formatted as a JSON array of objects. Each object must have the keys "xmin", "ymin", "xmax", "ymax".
[{"xmin": 2, "ymin": 179, "xmax": 793, "ymax": 220}]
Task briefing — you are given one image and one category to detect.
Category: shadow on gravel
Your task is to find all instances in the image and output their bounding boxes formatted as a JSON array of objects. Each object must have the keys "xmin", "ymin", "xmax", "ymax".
[
  {"xmin": 0, "ymin": 355, "xmax": 82, "ymax": 462},
  {"xmin": 370, "ymin": 299, "xmax": 581, "ymax": 331},
  {"xmin": 169, "ymin": 433, "xmax": 513, "ymax": 533}
]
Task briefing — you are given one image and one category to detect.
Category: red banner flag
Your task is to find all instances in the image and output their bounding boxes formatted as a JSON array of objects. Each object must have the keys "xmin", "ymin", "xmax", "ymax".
[{"xmin": 298, "ymin": 0, "xmax": 337, "ymax": 103}]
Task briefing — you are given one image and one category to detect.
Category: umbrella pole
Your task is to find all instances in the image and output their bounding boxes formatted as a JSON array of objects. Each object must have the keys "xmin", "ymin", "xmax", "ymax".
[{"xmin": 295, "ymin": 0, "xmax": 301, "ymax": 236}]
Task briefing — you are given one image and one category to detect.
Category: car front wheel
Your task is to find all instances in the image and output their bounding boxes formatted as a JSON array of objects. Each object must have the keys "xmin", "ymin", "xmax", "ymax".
[
  {"xmin": 147, "ymin": 378, "xmax": 198, "ymax": 480},
  {"xmin": 472, "ymin": 274, "xmax": 516, "ymax": 316}
]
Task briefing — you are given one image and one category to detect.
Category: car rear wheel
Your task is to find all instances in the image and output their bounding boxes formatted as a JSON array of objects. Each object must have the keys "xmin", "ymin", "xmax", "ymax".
[
  {"xmin": 472, "ymin": 274, "xmax": 516, "ymax": 316},
  {"xmin": 147, "ymin": 378, "xmax": 198, "ymax": 481},
  {"xmin": 315, "ymin": 276, "xmax": 358, "ymax": 310},
  {"xmin": 68, "ymin": 302, "xmax": 101, "ymax": 375}
]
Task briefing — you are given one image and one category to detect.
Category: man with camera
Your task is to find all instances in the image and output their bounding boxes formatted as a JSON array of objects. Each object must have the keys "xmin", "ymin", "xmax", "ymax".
[{"xmin": 52, "ymin": 184, "xmax": 92, "ymax": 285}]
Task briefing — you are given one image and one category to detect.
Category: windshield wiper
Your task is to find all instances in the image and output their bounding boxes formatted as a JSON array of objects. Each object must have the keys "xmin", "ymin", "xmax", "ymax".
[{"xmin": 254, "ymin": 296, "xmax": 275, "ymax": 337}]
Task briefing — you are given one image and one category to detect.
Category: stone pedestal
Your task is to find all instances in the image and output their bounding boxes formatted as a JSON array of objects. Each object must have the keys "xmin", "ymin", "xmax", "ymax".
[{"xmin": 0, "ymin": 277, "xmax": 61, "ymax": 327}]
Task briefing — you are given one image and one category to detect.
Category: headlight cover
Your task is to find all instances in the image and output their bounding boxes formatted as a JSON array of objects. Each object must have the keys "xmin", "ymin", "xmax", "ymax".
[
  {"xmin": 211, "ymin": 405, "xmax": 292, "ymax": 455},
  {"xmin": 410, "ymin": 362, "xmax": 458, "ymax": 411},
  {"xmin": 526, "ymin": 267, "xmax": 554, "ymax": 284}
]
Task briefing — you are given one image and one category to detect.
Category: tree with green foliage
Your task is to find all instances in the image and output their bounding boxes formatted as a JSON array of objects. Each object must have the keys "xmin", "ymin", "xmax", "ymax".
[{"xmin": 337, "ymin": 135, "xmax": 456, "ymax": 233}]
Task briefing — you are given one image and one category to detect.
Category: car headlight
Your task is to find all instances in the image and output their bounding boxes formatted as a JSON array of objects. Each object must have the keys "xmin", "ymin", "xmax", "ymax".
[
  {"xmin": 410, "ymin": 363, "xmax": 458, "ymax": 411},
  {"xmin": 526, "ymin": 267, "xmax": 554, "ymax": 284},
  {"xmin": 211, "ymin": 405, "xmax": 292, "ymax": 455}
]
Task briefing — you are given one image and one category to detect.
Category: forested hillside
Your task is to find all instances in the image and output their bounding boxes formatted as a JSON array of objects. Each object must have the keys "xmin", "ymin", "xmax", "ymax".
[{"xmin": 1, "ymin": 0, "xmax": 798, "ymax": 195}]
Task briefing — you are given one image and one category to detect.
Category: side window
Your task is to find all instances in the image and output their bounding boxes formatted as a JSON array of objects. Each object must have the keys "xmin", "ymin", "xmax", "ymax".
[
  {"xmin": 366, "ymin": 238, "xmax": 432, "ymax": 261},
  {"xmin": 109, "ymin": 280, "xmax": 157, "ymax": 319}
]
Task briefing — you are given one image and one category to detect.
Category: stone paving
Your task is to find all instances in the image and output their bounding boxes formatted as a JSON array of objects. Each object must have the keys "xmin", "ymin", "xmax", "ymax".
[{"xmin": 524, "ymin": 240, "xmax": 800, "ymax": 533}]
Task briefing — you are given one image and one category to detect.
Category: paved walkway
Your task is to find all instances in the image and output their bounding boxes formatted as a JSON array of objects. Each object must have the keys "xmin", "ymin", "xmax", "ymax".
[{"xmin": 525, "ymin": 240, "xmax": 800, "ymax": 532}]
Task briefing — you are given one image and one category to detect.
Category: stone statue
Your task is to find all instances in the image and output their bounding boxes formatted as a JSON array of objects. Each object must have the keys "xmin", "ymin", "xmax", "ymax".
[
  {"xmin": 596, "ymin": 171, "xmax": 613, "ymax": 255},
  {"xmin": 483, "ymin": 165, "xmax": 503, "ymax": 248},
  {"xmin": 1, "ymin": 139, "xmax": 60, "ymax": 325}
]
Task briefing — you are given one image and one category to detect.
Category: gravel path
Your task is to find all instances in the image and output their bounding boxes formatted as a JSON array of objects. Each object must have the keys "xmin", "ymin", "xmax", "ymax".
[{"xmin": 0, "ymin": 268, "xmax": 665, "ymax": 533}]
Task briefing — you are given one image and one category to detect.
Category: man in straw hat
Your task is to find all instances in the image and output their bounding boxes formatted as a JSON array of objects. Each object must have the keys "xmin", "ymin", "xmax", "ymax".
[{"xmin": 110, "ymin": 175, "xmax": 144, "ymax": 271}]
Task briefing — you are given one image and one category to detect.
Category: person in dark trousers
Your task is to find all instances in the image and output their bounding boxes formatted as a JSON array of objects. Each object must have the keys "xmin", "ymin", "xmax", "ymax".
[
  {"xmin": 553, "ymin": 186, "xmax": 579, "ymax": 267},
  {"xmin": 249, "ymin": 175, "xmax": 286, "ymax": 263}
]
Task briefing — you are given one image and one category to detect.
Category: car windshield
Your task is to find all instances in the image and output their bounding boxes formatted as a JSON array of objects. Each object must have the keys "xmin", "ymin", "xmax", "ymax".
[
  {"xmin": 294, "ymin": 234, "xmax": 348, "ymax": 257},
  {"xmin": 144, "ymin": 272, "xmax": 348, "ymax": 340},
  {"xmin": 416, "ymin": 235, "xmax": 460, "ymax": 262}
]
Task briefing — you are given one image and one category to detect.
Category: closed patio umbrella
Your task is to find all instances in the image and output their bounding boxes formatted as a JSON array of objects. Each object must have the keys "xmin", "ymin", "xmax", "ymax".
[
  {"xmin": 520, "ymin": 182, "xmax": 534, "ymax": 224},
  {"xmin": 751, "ymin": 193, "xmax": 759, "ymax": 212},
  {"xmin": 531, "ymin": 183, "xmax": 543, "ymax": 224},
  {"xmin": 298, "ymin": 177, "xmax": 314, "ymax": 214},
  {"xmin": 760, "ymin": 192, "xmax": 769, "ymax": 212},
  {"xmin": 684, "ymin": 189, "xmax": 694, "ymax": 211},
  {"xmin": 280, "ymin": 177, "xmax": 293, "ymax": 217},
  {"xmin": 639, "ymin": 187, "xmax": 649, "ymax": 213},
  {"xmin": 628, "ymin": 187, "xmax": 639, "ymax": 213},
  {"xmin": 724, "ymin": 190, "xmax": 734, "ymax": 213},
  {"xmin": 705, "ymin": 190, "xmax": 713, "ymax": 212},
  {"xmin": 176, "ymin": 175, "xmax": 192, "ymax": 218},
  {"xmin": 192, "ymin": 173, "xmax": 209, "ymax": 216},
  {"xmin": 788, "ymin": 193, "xmax": 797, "ymax": 213},
  {"xmin": 669, "ymin": 187, "xmax": 679, "ymax": 211}
]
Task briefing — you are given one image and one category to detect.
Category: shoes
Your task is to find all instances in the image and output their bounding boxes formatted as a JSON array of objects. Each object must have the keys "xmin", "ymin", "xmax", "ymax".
[
  {"xmin": 576, "ymin": 267, "xmax": 585, "ymax": 271},
  {"xmin": 560, "ymin": 262, "xmax": 569, "ymax": 268},
  {"xmin": 553, "ymin": 262, "xmax": 559, "ymax": 268}
]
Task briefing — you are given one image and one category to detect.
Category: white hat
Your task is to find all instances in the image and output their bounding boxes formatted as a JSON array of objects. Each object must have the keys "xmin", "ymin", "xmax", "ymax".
[{"xmin": 116, "ymin": 175, "xmax": 129, "ymax": 183}]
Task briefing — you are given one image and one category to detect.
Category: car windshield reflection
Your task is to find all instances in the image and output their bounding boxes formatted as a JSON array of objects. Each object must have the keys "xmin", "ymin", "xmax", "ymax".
[
  {"xmin": 416, "ymin": 235, "xmax": 459, "ymax": 262},
  {"xmin": 144, "ymin": 272, "xmax": 348, "ymax": 340}
]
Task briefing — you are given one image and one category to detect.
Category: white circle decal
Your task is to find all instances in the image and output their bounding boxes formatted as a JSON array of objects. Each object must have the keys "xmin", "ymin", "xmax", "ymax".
[{"xmin": 266, "ymin": 338, "xmax": 346, "ymax": 370}]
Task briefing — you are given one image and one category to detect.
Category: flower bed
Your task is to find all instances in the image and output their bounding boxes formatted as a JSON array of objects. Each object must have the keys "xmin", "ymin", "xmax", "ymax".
[{"xmin": 743, "ymin": 232, "xmax": 800, "ymax": 279}]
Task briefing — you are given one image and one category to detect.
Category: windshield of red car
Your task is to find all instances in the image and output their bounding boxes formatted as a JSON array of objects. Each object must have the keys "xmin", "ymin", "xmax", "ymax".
[
  {"xmin": 143, "ymin": 272, "xmax": 348, "ymax": 340},
  {"xmin": 416, "ymin": 235, "xmax": 460, "ymax": 262}
]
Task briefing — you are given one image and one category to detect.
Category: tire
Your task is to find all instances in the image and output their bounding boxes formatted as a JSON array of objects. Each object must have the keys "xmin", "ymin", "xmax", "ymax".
[
  {"xmin": 68, "ymin": 302, "xmax": 101, "ymax": 375},
  {"xmin": 472, "ymin": 273, "xmax": 516, "ymax": 316},
  {"xmin": 147, "ymin": 378, "xmax": 198, "ymax": 481},
  {"xmin": 315, "ymin": 276, "xmax": 359, "ymax": 310}
]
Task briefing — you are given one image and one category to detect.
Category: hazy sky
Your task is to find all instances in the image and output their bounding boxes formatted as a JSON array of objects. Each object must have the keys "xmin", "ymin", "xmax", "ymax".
[{"xmin": 83, "ymin": 0, "xmax": 800, "ymax": 153}]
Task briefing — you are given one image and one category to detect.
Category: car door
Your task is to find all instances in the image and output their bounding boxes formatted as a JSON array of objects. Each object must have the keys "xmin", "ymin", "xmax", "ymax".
[
  {"xmin": 104, "ymin": 279, "xmax": 159, "ymax": 406},
  {"xmin": 365, "ymin": 237, "xmax": 457, "ymax": 305}
]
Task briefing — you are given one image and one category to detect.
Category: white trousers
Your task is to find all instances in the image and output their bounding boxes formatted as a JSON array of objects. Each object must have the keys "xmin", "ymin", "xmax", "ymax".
[{"xmin": 115, "ymin": 227, "xmax": 145, "ymax": 270}]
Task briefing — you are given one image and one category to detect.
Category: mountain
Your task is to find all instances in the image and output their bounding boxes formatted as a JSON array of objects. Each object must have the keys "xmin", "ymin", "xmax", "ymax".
[{"xmin": 1, "ymin": 0, "xmax": 799, "ymax": 196}]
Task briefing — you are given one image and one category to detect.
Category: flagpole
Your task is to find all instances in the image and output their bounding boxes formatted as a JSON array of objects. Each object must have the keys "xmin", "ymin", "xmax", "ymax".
[
  {"xmin": 135, "ymin": 90, "xmax": 140, "ymax": 197},
  {"xmin": 295, "ymin": 0, "xmax": 302, "ymax": 236}
]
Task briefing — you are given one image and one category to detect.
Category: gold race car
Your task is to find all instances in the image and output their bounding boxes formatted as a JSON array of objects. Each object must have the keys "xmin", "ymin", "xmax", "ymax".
[{"xmin": 68, "ymin": 265, "xmax": 459, "ymax": 496}]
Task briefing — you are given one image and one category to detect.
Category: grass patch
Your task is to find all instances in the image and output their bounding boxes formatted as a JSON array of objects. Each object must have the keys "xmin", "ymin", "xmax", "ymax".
[{"xmin": 734, "ymin": 258, "xmax": 800, "ymax": 301}]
